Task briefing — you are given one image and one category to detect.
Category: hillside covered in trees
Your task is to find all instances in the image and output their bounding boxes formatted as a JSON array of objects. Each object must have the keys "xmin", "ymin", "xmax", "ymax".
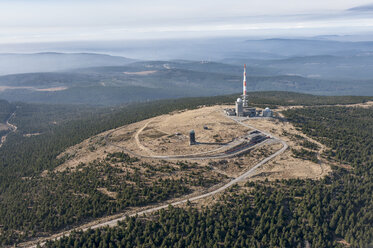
[
  {"xmin": 44, "ymin": 106, "xmax": 373, "ymax": 248},
  {"xmin": 0, "ymin": 92, "xmax": 372, "ymax": 246}
]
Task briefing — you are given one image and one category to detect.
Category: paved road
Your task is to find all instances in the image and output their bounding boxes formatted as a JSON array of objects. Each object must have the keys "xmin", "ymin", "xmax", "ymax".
[{"xmin": 24, "ymin": 114, "xmax": 288, "ymax": 248}]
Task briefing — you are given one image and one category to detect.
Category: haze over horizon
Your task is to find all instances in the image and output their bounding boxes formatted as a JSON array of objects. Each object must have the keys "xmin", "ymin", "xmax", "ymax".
[
  {"xmin": 2, "ymin": 0, "xmax": 373, "ymax": 45},
  {"xmin": 1, "ymin": 0, "xmax": 373, "ymax": 99}
]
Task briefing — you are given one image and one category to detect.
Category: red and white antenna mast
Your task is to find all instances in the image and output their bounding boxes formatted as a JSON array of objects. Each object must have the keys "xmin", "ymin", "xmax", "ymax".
[{"xmin": 242, "ymin": 64, "xmax": 248, "ymax": 107}]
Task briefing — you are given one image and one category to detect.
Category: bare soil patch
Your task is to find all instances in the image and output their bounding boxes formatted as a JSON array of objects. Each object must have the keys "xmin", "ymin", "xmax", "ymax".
[
  {"xmin": 123, "ymin": 70, "xmax": 157, "ymax": 75},
  {"xmin": 23, "ymin": 133, "xmax": 41, "ymax": 137},
  {"xmin": 97, "ymin": 188, "xmax": 118, "ymax": 199},
  {"xmin": 0, "ymin": 123, "xmax": 9, "ymax": 131},
  {"xmin": 115, "ymin": 106, "xmax": 252, "ymax": 156},
  {"xmin": 35, "ymin": 87, "xmax": 68, "ymax": 92},
  {"xmin": 243, "ymin": 117, "xmax": 331, "ymax": 180},
  {"xmin": 0, "ymin": 86, "xmax": 67, "ymax": 92}
]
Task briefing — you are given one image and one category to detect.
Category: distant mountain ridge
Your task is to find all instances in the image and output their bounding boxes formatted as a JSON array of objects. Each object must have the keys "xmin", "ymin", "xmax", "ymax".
[
  {"xmin": 221, "ymin": 53, "xmax": 373, "ymax": 80},
  {"xmin": 0, "ymin": 60, "xmax": 372, "ymax": 105},
  {"xmin": 0, "ymin": 52, "xmax": 135, "ymax": 76},
  {"xmin": 242, "ymin": 39, "xmax": 373, "ymax": 57},
  {"xmin": 1, "ymin": 39, "xmax": 373, "ymax": 105}
]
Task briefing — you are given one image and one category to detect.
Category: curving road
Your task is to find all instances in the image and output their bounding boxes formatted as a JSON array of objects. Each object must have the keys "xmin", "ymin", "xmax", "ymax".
[
  {"xmin": 24, "ymin": 113, "xmax": 288, "ymax": 248},
  {"xmin": 0, "ymin": 111, "xmax": 17, "ymax": 148},
  {"xmin": 105, "ymin": 117, "xmax": 271, "ymax": 160}
]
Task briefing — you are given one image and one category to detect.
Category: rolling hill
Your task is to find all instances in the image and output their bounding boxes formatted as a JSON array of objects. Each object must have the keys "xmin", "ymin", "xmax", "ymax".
[
  {"xmin": 0, "ymin": 52, "xmax": 135, "ymax": 76},
  {"xmin": 0, "ymin": 58, "xmax": 372, "ymax": 105},
  {"xmin": 222, "ymin": 54, "xmax": 373, "ymax": 80}
]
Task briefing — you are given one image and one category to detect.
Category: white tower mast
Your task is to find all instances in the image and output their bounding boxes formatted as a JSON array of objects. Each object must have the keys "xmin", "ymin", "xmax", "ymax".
[{"xmin": 242, "ymin": 64, "xmax": 249, "ymax": 107}]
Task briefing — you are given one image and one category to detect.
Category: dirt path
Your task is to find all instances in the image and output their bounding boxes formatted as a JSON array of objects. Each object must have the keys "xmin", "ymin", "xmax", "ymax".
[
  {"xmin": 0, "ymin": 111, "xmax": 17, "ymax": 148},
  {"xmin": 134, "ymin": 119, "xmax": 157, "ymax": 156},
  {"xmin": 131, "ymin": 117, "xmax": 231, "ymax": 158},
  {"xmin": 106, "ymin": 123, "xmax": 268, "ymax": 160}
]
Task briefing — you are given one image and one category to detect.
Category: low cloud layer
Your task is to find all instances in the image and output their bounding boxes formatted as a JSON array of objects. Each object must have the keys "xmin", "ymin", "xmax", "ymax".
[{"xmin": 1, "ymin": 0, "xmax": 373, "ymax": 43}]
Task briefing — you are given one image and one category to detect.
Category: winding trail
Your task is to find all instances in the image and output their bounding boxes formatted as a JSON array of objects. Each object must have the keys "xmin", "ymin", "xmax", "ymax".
[
  {"xmin": 0, "ymin": 111, "xmax": 17, "ymax": 148},
  {"xmin": 23, "ymin": 113, "xmax": 288, "ymax": 248},
  {"xmin": 133, "ymin": 120, "xmax": 156, "ymax": 156},
  {"xmin": 131, "ymin": 118, "xmax": 242, "ymax": 158},
  {"xmin": 105, "ymin": 117, "xmax": 270, "ymax": 160}
]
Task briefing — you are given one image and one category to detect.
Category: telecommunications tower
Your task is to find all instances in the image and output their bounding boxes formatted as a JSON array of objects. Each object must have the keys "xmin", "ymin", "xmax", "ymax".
[{"xmin": 242, "ymin": 64, "xmax": 249, "ymax": 107}]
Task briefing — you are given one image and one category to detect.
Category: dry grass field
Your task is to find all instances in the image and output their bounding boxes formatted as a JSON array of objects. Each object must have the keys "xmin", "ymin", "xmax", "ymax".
[
  {"xmin": 55, "ymin": 105, "xmax": 331, "ymax": 182},
  {"xmin": 244, "ymin": 115, "xmax": 331, "ymax": 180},
  {"xmin": 0, "ymin": 123, "xmax": 9, "ymax": 131}
]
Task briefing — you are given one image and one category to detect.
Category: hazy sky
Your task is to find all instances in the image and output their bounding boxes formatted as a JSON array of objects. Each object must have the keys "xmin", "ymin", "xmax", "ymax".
[{"xmin": 1, "ymin": 0, "xmax": 373, "ymax": 43}]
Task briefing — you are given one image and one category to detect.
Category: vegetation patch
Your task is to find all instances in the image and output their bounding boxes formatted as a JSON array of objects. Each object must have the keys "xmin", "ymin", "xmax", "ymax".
[{"xmin": 291, "ymin": 148, "xmax": 319, "ymax": 163}]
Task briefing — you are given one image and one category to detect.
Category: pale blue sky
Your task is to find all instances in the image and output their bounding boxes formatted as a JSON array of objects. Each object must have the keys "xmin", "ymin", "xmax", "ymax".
[{"xmin": 1, "ymin": 0, "xmax": 373, "ymax": 43}]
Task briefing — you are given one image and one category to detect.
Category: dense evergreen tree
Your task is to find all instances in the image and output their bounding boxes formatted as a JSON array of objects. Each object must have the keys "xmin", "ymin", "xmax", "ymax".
[
  {"xmin": 1, "ymin": 94, "xmax": 372, "ymax": 246},
  {"xmin": 44, "ymin": 105, "xmax": 373, "ymax": 247}
]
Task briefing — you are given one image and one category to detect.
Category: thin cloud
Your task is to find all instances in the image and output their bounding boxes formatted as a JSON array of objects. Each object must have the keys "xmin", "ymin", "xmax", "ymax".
[
  {"xmin": 1, "ymin": 0, "xmax": 373, "ymax": 43},
  {"xmin": 348, "ymin": 3, "xmax": 373, "ymax": 11}
]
